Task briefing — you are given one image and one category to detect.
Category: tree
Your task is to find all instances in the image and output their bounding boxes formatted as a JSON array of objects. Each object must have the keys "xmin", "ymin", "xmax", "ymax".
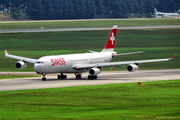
[
  {"xmin": 144, "ymin": 0, "xmax": 158, "ymax": 17},
  {"xmin": 42, "ymin": 0, "xmax": 54, "ymax": 19},
  {"xmin": 27, "ymin": 0, "xmax": 45, "ymax": 19},
  {"xmin": 84, "ymin": 0, "xmax": 96, "ymax": 18},
  {"xmin": 94, "ymin": 0, "xmax": 104, "ymax": 15},
  {"xmin": 136, "ymin": 0, "xmax": 144, "ymax": 14},
  {"xmin": 73, "ymin": 0, "xmax": 85, "ymax": 19},
  {"xmin": 3, "ymin": 0, "xmax": 180, "ymax": 20}
]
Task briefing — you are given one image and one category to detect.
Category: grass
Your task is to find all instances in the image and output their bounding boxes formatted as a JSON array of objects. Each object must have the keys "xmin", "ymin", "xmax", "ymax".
[
  {"xmin": 0, "ymin": 19, "xmax": 180, "ymax": 30},
  {"xmin": 0, "ymin": 80, "xmax": 180, "ymax": 120},
  {"xmin": 0, "ymin": 13, "xmax": 14, "ymax": 21},
  {"xmin": 0, "ymin": 75, "xmax": 38, "ymax": 79},
  {"xmin": 0, "ymin": 28, "xmax": 179, "ymax": 71}
]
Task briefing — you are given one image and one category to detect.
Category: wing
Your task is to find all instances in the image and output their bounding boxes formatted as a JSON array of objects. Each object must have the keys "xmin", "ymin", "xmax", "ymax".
[
  {"xmin": 72, "ymin": 54, "xmax": 177, "ymax": 69},
  {"xmin": 5, "ymin": 50, "xmax": 37, "ymax": 63}
]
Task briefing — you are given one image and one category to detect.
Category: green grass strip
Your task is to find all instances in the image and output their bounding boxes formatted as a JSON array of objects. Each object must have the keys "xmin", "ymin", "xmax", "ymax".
[
  {"xmin": 0, "ymin": 75, "xmax": 39, "ymax": 79},
  {"xmin": 1, "ymin": 28, "xmax": 179, "ymax": 71},
  {"xmin": 0, "ymin": 80, "xmax": 180, "ymax": 120},
  {"xmin": 0, "ymin": 19, "xmax": 180, "ymax": 30}
]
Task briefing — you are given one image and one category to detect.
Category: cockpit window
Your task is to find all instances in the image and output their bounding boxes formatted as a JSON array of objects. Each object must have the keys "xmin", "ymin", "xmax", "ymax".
[{"xmin": 36, "ymin": 61, "xmax": 44, "ymax": 64}]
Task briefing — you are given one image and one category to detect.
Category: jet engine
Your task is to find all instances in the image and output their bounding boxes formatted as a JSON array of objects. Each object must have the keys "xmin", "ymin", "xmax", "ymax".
[
  {"xmin": 16, "ymin": 61, "xmax": 27, "ymax": 69},
  {"xmin": 127, "ymin": 64, "xmax": 139, "ymax": 72},
  {"xmin": 89, "ymin": 68, "xmax": 101, "ymax": 76}
]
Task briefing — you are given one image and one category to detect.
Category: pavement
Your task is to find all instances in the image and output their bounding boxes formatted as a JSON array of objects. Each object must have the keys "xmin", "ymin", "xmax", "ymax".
[
  {"xmin": 0, "ymin": 25, "xmax": 180, "ymax": 33},
  {"xmin": 0, "ymin": 69, "xmax": 179, "ymax": 91}
]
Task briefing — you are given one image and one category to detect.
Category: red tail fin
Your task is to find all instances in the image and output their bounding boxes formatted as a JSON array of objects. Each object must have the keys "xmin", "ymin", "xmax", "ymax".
[{"xmin": 102, "ymin": 25, "xmax": 118, "ymax": 52}]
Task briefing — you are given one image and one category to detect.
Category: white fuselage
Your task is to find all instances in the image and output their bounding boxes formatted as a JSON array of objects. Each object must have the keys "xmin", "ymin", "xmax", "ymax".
[
  {"xmin": 155, "ymin": 12, "xmax": 179, "ymax": 18},
  {"xmin": 34, "ymin": 52, "xmax": 113, "ymax": 74}
]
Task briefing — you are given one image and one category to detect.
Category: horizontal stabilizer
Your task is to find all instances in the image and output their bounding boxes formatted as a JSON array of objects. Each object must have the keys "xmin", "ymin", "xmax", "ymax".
[{"xmin": 89, "ymin": 50, "xmax": 98, "ymax": 53}]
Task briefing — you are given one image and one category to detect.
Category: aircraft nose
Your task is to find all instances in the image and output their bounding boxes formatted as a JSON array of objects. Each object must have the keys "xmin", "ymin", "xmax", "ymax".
[{"xmin": 34, "ymin": 64, "xmax": 42, "ymax": 74}]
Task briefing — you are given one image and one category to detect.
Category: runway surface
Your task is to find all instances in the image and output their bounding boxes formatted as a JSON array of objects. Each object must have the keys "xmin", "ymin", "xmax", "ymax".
[
  {"xmin": 0, "ymin": 69, "xmax": 179, "ymax": 91},
  {"xmin": 0, "ymin": 25, "xmax": 180, "ymax": 33}
]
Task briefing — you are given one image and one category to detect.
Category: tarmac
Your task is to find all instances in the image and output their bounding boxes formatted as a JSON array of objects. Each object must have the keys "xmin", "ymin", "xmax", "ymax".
[
  {"xmin": 0, "ymin": 69, "xmax": 179, "ymax": 91},
  {"xmin": 1, "ymin": 25, "xmax": 180, "ymax": 33}
]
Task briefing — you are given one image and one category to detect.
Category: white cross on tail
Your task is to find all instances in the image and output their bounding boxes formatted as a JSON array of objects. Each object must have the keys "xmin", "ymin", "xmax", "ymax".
[{"xmin": 110, "ymin": 33, "xmax": 115, "ymax": 45}]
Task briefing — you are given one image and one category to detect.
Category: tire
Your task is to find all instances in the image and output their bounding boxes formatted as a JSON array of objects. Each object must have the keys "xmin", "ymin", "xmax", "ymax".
[
  {"xmin": 88, "ymin": 75, "xmax": 91, "ymax": 80},
  {"xmin": 76, "ymin": 75, "xmax": 79, "ymax": 79},
  {"xmin": 76, "ymin": 75, "xmax": 81, "ymax": 79},
  {"xmin": 64, "ymin": 75, "xmax": 67, "ymax": 79},
  {"xmin": 57, "ymin": 75, "xmax": 61, "ymax": 80},
  {"xmin": 42, "ymin": 77, "xmax": 46, "ymax": 81},
  {"xmin": 79, "ymin": 75, "xmax": 81, "ymax": 79}
]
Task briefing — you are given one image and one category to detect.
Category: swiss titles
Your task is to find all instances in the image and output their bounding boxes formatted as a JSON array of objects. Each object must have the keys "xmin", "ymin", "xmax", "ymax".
[{"xmin": 50, "ymin": 58, "xmax": 66, "ymax": 66}]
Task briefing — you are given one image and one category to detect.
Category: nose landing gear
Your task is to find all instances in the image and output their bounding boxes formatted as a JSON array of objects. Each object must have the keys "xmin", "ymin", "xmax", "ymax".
[{"xmin": 42, "ymin": 73, "xmax": 46, "ymax": 81}]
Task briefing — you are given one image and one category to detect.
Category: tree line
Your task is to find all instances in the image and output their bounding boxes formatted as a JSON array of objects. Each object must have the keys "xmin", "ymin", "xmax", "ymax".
[{"xmin": 0, "ymin": 0, "xmax": 180, "ymax": 20}]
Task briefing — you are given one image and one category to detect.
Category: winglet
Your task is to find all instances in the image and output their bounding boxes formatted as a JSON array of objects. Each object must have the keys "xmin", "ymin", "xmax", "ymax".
[
  {"xmin": 5, "ymin": 50, "xmax": 8, "ymax": 55},
  {"xmin": 170, "ymin": 54, "xmax": 177, "ymax": 60}
]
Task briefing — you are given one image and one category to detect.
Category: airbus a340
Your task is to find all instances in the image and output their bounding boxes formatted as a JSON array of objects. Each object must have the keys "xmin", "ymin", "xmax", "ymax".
[{"xmin": 5, "ymin": 25, "xmax": 176, "ymax": 81}]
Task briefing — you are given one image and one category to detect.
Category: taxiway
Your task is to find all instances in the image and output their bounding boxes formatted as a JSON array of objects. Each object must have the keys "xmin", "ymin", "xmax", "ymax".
[
  {"xmin": 0, "ymin": 69, "xmax": 179, "ymax": 91},
  {"xmin": 0, "ymin": 25, "xmax": 180, "ymax": 33}
]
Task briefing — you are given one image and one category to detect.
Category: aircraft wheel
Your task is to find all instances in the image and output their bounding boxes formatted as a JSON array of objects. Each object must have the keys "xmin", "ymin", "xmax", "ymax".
[
  {"xmin": 42, "ymin": 73, "xmax": 46, "ymax": 81},
  {"xmin": 76, "ymin": 75, "xmax": 79, "ymax": 79},
  {"xmin": 42, "ymin": 77, "xmax": 46, "ymax": 81},
  {"xmin": 64, "ymin": 75, "xmax": 67, "ymax": 79},
  {"xmin": 61, "ymin": 75, "xmax": 64, "ymax": 79},
  {"xmin": 76, "ymin": 74, "xmax": 82, "ymax": 79},
  {"xmin": 88, "ymin": 75, "xmax": 91, "ymax": 80},
  {"xmin": 58, "ymin": 75, "xmax": 67, "ymax": 80},
  {"xmin": 58, "ymin": 75, "xmax": 61, "ymax": 79}
]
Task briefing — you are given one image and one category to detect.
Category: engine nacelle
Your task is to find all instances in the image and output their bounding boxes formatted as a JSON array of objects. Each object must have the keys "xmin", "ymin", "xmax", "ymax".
[
  {"xmin": 127, "ymin": 64, "xmax": 139, "ymax": 72},
  {"xmin": 89, "ymin": 68, "xmax": 101, "ymax": 76},
  {"xmin": 16, "ymin": 61, "xmax": 27, "ymax": 69}
]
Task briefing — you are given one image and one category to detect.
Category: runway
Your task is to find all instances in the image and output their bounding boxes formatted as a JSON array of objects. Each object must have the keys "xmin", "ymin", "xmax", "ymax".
[
  {"xmin": 0, "ymin": 69, "xmax": 179, "ymax": 91},
  {"xmin": 0, "ymin": 25, "xmax": 180, "ymax": 33}
]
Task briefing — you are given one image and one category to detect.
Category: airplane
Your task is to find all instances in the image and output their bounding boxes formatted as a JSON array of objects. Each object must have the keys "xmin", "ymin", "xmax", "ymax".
[
  {"xmin": 154, "ymin": 8, "xmax": 179, "ymax": 18},
  {"xmin": 5, "ymin": 25, "xmax": 177, "ymax": 81}
]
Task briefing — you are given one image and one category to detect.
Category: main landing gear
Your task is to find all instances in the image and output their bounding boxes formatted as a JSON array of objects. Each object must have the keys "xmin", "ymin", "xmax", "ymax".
[
  {"xmin": 41, "ymin": 73, "xmax": 67, "ymax": 81},
  {"xmin": 57, "ymin": 73, "xmax": 67, "ymax": 80},
  {"xmin": 75, "ymin": 73, "xmax": 82, "ymax": 79},
  {"xmin": 41, "ymin": 73, "xmax": 98, "ymax": 81}
]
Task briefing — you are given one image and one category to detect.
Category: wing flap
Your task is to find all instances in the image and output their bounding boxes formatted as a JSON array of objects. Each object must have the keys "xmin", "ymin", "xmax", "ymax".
[
  {"xmin": 113, "ymin": 51, "xmax": 144, "ymax": 57},
  {"xmin": 72, "ymin": 64, "xmax": 97, "ymax": 69}
]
